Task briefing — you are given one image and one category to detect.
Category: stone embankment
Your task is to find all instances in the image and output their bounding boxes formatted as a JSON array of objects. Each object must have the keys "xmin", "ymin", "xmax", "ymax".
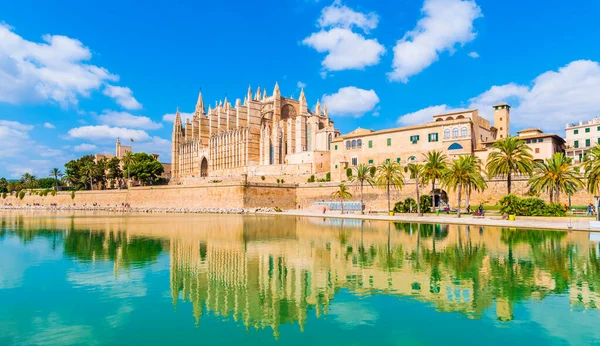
[{"xmin": 0, "ymin": 205, "xmax": 277, "ymax": 214}]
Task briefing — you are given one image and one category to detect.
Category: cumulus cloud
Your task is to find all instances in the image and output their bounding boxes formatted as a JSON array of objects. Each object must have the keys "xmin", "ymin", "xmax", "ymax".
[
  {"xmin": 0, "ymin": 120, "xmax": 34, "ymax": 131},
  {"xmin": 43, "ymin": 122, "xmax": 55, "ymax": 129},
  {"xmin": 397, "ymin": 105, "xmax": 463, "ymax": 126},
  {"xmin": 389, "ymin": 0, "xmax": 482, "ymax": 82},
  {"xmin": 297, "ymin": 81, "xmax": 307, "ymax": 88},
  {"xmin": 322, "ymin": 86, "xmax": 379, "ymax": 117},
  {"xmin": 98, "ymin": 111, "xmax": 162, "ymax": 130},
  {"xmin": 67, "ymin": 125, "xmax": 150, "ymax": 142},
  {"xmin": 162, "ymin": 111, "xmax": 193, "ymax": 123},
  {"xmin": 303, "ymin": 1, "xmax": 385, "ymax": 71},
  {"xmin": 0, "ymin": 23, "xmax": 119, "ymax": 106},
  {"xmin": 468, "ymin": 51, "xmax": 480, "ymax": 58},
  {"xmin": 396, "ymin": 60, "xmax": 600, "ymax": 134},
  {"xmin": 73, "ymin": 143, "xmax": 98, "ymax": 152},
  {"xmin": 102, "ymin": 85, "xmax": 142, "ymax": 110}
]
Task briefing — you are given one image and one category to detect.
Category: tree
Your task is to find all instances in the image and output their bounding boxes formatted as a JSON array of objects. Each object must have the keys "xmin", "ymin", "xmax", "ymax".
[
  {"xmin": 64, "ymin": 155, "xmax": 95, "ymax": 190},
  {"xmin": 405, "ymin": 163, "xmax": 425, "ymax": 216},
  {"xmin": 122, "ymin": 151, "xmax": 134, "ymax": 182},
  {"xmin": 21, "ymin": 173, "xmax": 37, "ymax": 189},
  {"xmin": 486, "ymin": 136, "xmax": 534, "ymax": 194},
  {"xmin": 106, "ymin": 157, "xmax": 124, "ymax": 189},
  {"xmin": 36, "ymin": 178, "xmax": 58, "ymax": 189},
  {"xmin": 350, "ymin": 164, "xmax": 374, "ymax": 214},
  {"xmin": 461, "ymin": 155, "xmax": 487, "ymax": 210},
  {"xmin": 50, "ymin": 168, "xmax": 63, "ymax": 191},
  {"xmin": 529, "ymin": 153, "xmax": 583, "ymax": 203},
  {"xmin": 125, "ymin": 153, "xmax": 164, "ymax": 185},
  {"xmin": 0, "ymin": 178, "xmax": 7, "ymax": 193},
  {"xmin": 80, "ymin": 162, "xmax": 96, "ymax": 190},
  {"xmin": 423, "ymin": 150, "xmax": 447, "ymax": 210},
  {"xmin": 584, "ymin": 146, "xmax": 600, "ymax": 197},
  {"xmin": 375, "ymin": 161, "xmax": 405, "ymax": 213},
  {"xmin": 331, "ymin": 183, "xmax": 352, "ymax": 214},
  {"xmin": 442, "ymin": 156, "xmax": 484, "ymax": 218}
]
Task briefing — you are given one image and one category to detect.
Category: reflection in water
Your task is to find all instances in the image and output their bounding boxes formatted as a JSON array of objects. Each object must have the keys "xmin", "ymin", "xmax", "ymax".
[{"xmin": 2, "ymin": 212, "xmax": 600, "ymax": 341}]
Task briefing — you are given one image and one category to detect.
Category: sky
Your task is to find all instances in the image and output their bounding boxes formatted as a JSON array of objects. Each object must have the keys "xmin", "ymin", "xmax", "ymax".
[{"xmin": 0, "ymin": 0, "xmax": 600, "ymax": 178}]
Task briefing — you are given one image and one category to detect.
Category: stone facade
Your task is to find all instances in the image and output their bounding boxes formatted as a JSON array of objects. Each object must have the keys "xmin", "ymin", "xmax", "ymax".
[
  {"xmin": 565, "ymin": 117, "xmax": 600, "ymax": 163},
  {"xmin": 171, "ymin": 83, "xmax": 339, "ymax": 181}
]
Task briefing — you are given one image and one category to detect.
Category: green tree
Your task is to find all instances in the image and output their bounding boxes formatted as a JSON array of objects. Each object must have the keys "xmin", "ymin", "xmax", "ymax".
[
  {"xmin": 125, "ymin": 153, "xmax": 164, "ymax": 185},
  {"xmin": 405, "ymin": 163, "xmax": 425, "ymax": 216},
  {"xmin": 36, "ymin": 178, "xmax": 57, "ymax": 189},
  {"xmin": 350, "ymin": 164, "xmax": 374, "ymax": 214},
  {"xmin": 106, "ymin": 157, "xmax": 124, "ymax": 189},
  {"xmin": 64, "ymin": 155, "xmax": 95, "ymax": 190},
  {"xmin": 486, "ymin": 136, "xmax": 534, "ymax": 194},
  {"xmin": 80, "ymin": 162, "xmax": 97, "ymax": 190},
  {"xmin": 0, "ymin": 178, "xmax": 7, "ymax": 193},
  {"xmin": 122, "ymin": 151, "xmax": 135, "ymax": 182},
  {"xmin": 21, "ymin": 173, "xmax": 37, "ymax": 189},
  {"xmin": 423, "ymin": 150, "xmax": 447, "ymax": 211},
  {"xmin": 461, "ymin": 155, "xmax": 487, "ymax": 210},
  {"xmin": 529, "ymin": 152, "xmax": 583, "ymax": 203},
  {"xmin": 442, "ymin": 156, "xmax": 470, "ymax": 218},
  {"xmin": 49, "ymin": 168, "xmax": 63, "ymax": 191},
  {"xmin": 375, "ymin": 161, "xmax": 405, "ymax": 213},
  {"xmin": 584, "ymin": 145, "xmax": 600, "ymax": 196},
  {"xmin": 331, "ymin": 183, "xmax": 352, "ymax": 214}
]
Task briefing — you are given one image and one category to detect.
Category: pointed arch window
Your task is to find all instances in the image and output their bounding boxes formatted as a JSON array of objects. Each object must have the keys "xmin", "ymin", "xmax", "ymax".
[{"xmin": 306, "ymin": 123, "xmax": 312, "ymax": 151}]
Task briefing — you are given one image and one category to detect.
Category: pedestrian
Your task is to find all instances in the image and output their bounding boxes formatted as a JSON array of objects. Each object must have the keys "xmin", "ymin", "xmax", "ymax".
[
  {"xmin": 588, "ymin": 203, "xmax": 593, "ymax": 216},
  {"xmin": 323, "ymin": 207, "xmax": 326, "ymax": 214},
  {"xmin": 466, "ymin": 205, "xmax": 471, "ymax": 214},
  {"xmin": 478, "ymin": 204, "xmax": 484, "ymax": 216}
]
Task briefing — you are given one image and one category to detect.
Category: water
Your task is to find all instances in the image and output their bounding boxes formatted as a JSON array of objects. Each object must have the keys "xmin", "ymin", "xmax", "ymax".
[{"xmin": 1, "ymin": 212, "xmax": 600, "ymax": 345}]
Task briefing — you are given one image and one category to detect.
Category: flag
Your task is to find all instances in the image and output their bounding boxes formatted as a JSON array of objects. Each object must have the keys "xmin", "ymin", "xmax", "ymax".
[{"xmin": 130, "ymin": 138, "xmax": 134, "ymax": 142}]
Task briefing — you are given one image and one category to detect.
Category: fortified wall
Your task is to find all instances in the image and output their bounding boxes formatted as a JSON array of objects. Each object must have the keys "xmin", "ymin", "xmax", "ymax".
[{"xmin": 2, "ymin": 177, "xmax": 596, "ymax": 211}]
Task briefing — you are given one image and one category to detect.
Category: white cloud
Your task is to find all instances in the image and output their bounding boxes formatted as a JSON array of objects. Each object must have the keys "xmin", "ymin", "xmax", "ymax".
[
  {"xmin": 0, "ymin": 23, "xmax": 118, "ymax": 106},
  {"xmin": 303, "ymin": 2, "xmax": 385, "ymax": 71},
  {"xmin": 134, "ymin": 137, "xmax": 172, "ymax": 162},
  {"xmin": 468, "ymin": 51, "xmax": 480, "ymax": 58},
  {"xmin": 102, "ymin": 85, "xmax": 142, "ymax": 110},
  {"xmin": 388, "ymin": 0, "xmax": 482, "ymax": 82},
  {"xmin": 396, "ymin": 60, "xmax": 600, "ymax": 134},
  {"xmin": 73, "ymin": 143, "xmax": 98, "ymax": 152},
  {"xmin": 98, "ymin": 110, "xmax": 162, "ymax": 130},
  {"xmin": 297, "ymin": 81, "xmax": 307, "ymax": 88},
  {"xmin": 0, "ymin": 120, "xmax": 34, "ymax": 131},
  {"xmin": 322, "ymin": 86, "xmax": 379, "ymax": 117},
  {"xmin": 67, "ymin": 125, "xmax": 150, "ymax": 142},
  {"xmin": 397, "ymin": 105, "xmax": 463, "ymax": 126},
  {"xmin": 43, "ymin": 122, "xmax": 55, "ymax": 129},
  {"xmin": 162, "ymin": 111, "xmax": 193, "ymax": 123},
  {"xmin": 318, "ymin": 0, "xmax": 379, "ymax": 32}
]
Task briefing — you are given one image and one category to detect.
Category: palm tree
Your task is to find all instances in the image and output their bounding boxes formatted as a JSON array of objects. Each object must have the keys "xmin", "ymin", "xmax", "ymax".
[
  {"xmin": 122, "ymin": 151, "xmax": 135, "ymax": 182},
  {"xmin": 350, "ymin": 164, "xmax": 374, "ymax": 214},
  {"xmin": 584, "ymin": 145, "xmax": 600, "ymax": 196},
  {"xmin": 529, "ymin": 153, "xmax": 583, "ymax": 203},
  {"xmin": 50, "ymin": 168, "xmax": 63, "ymax": 191},
  {"xmin": 81, "ymin": 162, "xmax": 96, "ymax": 190},
  {"xmin": 486, "ymin": 136, "xmax": 534, "ymax": 194},
  {"xmin": 442, "ymin": 156, "xmax": 471, "ymax": 218},
  {"xmin": 21, "ymin": 173, "xmax": 37, "ymax": 189},
  {"xmin": 462, "ymin": 155, "xmax": 488, "ymax": 211},
  {"xmin": 405, "ymin": 163, "xmax": 425, "ymax": 216},
  {"xmin": 423, "ymin": 150, "xmax": 447, "ymax": 211},
  {"xmin": 375, "ymin": 161, "xmax": 405, "ymax": 213},
  {"xmin": 331, "ymin": 183, "xmax": 352, "ymax": 214}
]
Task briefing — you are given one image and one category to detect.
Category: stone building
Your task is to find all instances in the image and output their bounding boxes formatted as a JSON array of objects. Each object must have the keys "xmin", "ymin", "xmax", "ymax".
[
  {"xmin": 171, "ymin": 83, "xmax": 339, "ymax": 181},
  {"xmin": 565, "ymin": 118, "xmax": 600, "ymax": 163},
  {"xmin": 479, "ymin": 128, "xmax": 565, "ymax": 162}
]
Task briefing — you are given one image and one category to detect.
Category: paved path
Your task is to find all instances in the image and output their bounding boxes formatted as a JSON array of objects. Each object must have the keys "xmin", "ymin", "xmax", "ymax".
[{"xmin": 275, "ymin": 210, "xmax": 595, "ymax": 232}]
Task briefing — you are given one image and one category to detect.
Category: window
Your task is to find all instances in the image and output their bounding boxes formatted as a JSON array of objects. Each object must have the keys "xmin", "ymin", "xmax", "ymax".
[
  {"xmin": 597, "ymin": 126, "xmax": 600, "ymax": 131},
  {"xmin": 452, "ymin": 128, "xmax": 458, "ymax": 137},
  {"xmin": 574, "ymin": 140, "xmax": 579, "ymax": 148},
  {"xmin": 357, "ymin": 139, "xmax": 362, "ymax": 148},
  {"xmin": 428, "ymin": 133, "xmax": 438, "ymax": 142},
  {"xmin": 409, "ymin": 156, "xmax": 416, "ymax": 161},
  {"xmin": 461, "ymin": 127, "xmax": 467, "ymax": 137},
  {"xmin": 351, "ymin": 139, "xmax": 356, "ymax": 149},
  {"xmin": 368, "ymin": 140, "xmax": 372, "ymax": 148},
  {"xmin": 410, "ymin": 135, "xmax": 420, "ymax": 143},
  {"xmin": 575, "ymin": 129, "xmax": 579, "ymax": 135},
  {"xmin": 526, "ymin": 139, "xmax": 531, "ymax": 144},
  {"xmin": 328, "ymin": 134, "xmax": 333, "ymax": 150},
  {"xmin": 334, "ymin": 144, "xmax": 338, "ymax": 150},
  {"xmin": 535, "ymin": 148, "xmax": 540, "ymax": 154},
  {"xmin": 598, "ymin": 138, "xmax": 600, "ymax": 144},
  {"xmin": 351, "ymin": 157, "xmax": 358, "ymax": 166},
  {"xmin": 587, "ymin": 139, "xmax": 591, "ymax": 147},
  {"xmin": 586, "ymin": 128, "xmax": 591, "ymax": 133},
  {"xmin": 368, "ymin": 159, "xmax": 374, "ymax": 164},
  {"xmin": 396, "ymin": 158, "xmax": 401, "ymax": 163},
  {"xmin": 537, "ymin": 138, "xmax": 543, "ymax": 143},
  {"xmin": 306, "ymin": 123, "xmax": 312, "ymax": 151},
  {"xmin": 500, "ymin": 117, "xmax": 503, "ymax": 121},
  {"xmin": 448, "ymin": 143, "xmax": 463, "ymax": 150},
  {"xmin": 444, "ymin": 129, "xmax": 450, "ymax": 139},
  {"xmin": 335, "ymin": 165, "xmax": 338, "ymax": 169},
  {"xmin": 386, "ymin": 158, "xmax": 390, "ymax": 164},
  {"xmin": 387, "ymin": 138, "xmax": 391, "ymax": 146},
  {"xmin": 346, "ymin": 141, "xmax": 350, "ymax": 149},
  {"xmin": 579, "ymin": 153, "xmax": 583, "ymax": 162}
]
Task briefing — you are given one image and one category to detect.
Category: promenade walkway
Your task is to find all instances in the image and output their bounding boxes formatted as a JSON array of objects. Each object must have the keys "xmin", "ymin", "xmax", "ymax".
[{"xmin": 277, "ymin": 210, "xmax": 595, "ymax": 232}]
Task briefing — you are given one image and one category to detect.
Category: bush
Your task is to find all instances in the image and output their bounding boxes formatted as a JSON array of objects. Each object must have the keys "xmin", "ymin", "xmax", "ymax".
[
  {"xmin": 71, "ymin": 191, "xmax": 76, "ymax": 200},
  {"xmin": 261, "ymin": 176, "xmax": 265, "ymax": 181},
  {"xmin": 50, "ymin": 190, "xmax": 56, "ymax": 196},
  {"xmin": 19, "ymin": 191, "xmax": 25, "ymax": 200},
  {"xmin": 419, "ymin": 195, "xmax": 432, "ymax": 213},
  {"xmin": 307, "ymin": 175, "xmax": 315, "ymax": 183},
  {"xmin": 394, "ymin": 198, "xmax": 418, "ymax": 213},
  {"xmin": 346, "ymin": 168, "xmax": 352, "ymax": 178},
  {"xmin": 1, "ymin": 192, "xmax": 6, "ymax": 199},
  {"xmin": 498, "ymin": 194, "xmax": 567, "ymax": 217},
  {"xmin": 276, "ymin": 179, "xmax": 280, "ymax": 184},
  {"xmin": 274, "ymin": 206, "xmax": 282, "ymax": 212},
  {"xmin": 325, "ymin": 172, "xmax": 331, "ymax": 182},
  {"xmin": 281, "ymin": 179, "xmax": 285, "ymax": 184}
]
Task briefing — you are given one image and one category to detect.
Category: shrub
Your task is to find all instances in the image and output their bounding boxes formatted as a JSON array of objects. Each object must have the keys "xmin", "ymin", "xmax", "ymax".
[
  {"xmin": 499, "ymin": 194, "xmax": 520, "ymax": 215},
  {"xmin": 276, "ymin": 179, "xmax": 280, "ymax": 184},
  {"xmin": 274, "ymin": 206, "xmax": 282, "ymax": 212},
  {"xmin": 50, "ymin": 190, "xmax": 56, "ymax": 196},
  {"xmin": 19, "ymin": 191, "xmax": 25, "ymax": 200},
  {"xmin": 281, "ymin": 179, "xmax": 285, "ymax": 184},
  {"xmin": 307, "ymin": 175, "xmax": 315, "ymax": 183},
  {"xmin": 544, "ymin": 203, "xmax": 567, "ymax": 217},
  {"xmin": 1, "ymin": 192, "xmax": 6, "ymax": 199},
  {"xmin": 71, "ymin": 191, "xmax": 76, "ymax": 200},
  {"xmin": 498, "ymin": 194, "xmax": 567, "ymax": 217},
  {"xmin": 325, "ymin": 172, "xmax": 331, "ymax": 182},
  {"xmin": 261, "ymin": 176, "xmax": 265, "ymax": 181},
  {"xmin": 519, "ymin": 198, "xmax": 546, "ymax": 216},
  {"xmin": 394, "ymin": 198, "xmax": 418, "ymax": 213},
  {"xmin": 419, "ymin": 195, "xmax": 432, "ymax": 213}
]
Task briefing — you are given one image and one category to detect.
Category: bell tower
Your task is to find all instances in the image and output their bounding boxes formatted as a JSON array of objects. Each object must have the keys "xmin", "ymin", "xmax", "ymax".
[{"xmin": 493, "ymin": 104, "xmax": 510, "ymax": 139}]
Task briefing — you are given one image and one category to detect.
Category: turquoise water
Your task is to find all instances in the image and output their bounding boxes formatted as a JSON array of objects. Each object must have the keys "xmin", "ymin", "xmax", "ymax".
[{"xmin": 1, "ymin": 212, "xmax": 600, "ymax": 345}]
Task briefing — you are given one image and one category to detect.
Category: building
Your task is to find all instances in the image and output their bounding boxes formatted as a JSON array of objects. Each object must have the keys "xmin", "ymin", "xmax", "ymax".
[
  {"xmin": 565, "ymin": 118, "xmax": 600, "ymax": 163},
  {"xmin": 171, "ymin": 83, "xmax": 339, "ymax": 181},
  {"xmin": 330, "ymin": 104, "xmax": 509, "ymax": 181}
]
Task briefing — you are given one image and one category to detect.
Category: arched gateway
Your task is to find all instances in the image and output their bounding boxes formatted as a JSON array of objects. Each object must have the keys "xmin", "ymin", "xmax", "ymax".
[{"xmin": 200, "ymin": 157, "xmax": 208, "ymax": 177}]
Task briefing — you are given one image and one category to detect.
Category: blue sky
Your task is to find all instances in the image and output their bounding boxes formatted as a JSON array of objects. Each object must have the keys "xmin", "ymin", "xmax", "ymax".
[{"xmin": 1, "ymin": 0, "xmax": 599, "ymax": 178}]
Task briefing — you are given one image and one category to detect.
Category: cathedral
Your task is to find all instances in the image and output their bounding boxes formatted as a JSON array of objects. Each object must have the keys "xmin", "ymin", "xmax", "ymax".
[{"xmin": 171, "ymin": 83, "xmax": 339, "ymax": 180}]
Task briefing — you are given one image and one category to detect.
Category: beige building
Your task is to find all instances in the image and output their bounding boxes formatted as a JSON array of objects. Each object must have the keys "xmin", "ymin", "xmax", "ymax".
[
  {"xmin": 330, "ymin": 104, "xmax": 509, "ymax": 181},
  {"xmin": 171, "ymin": 83, "xmax": 339, "ymax": 181},
  {"xmin": 479, "ymin": 128, "xmax": 565, "ymax": 162},
  {"xmin": 565, "ymin": 118, "xmax": 600, "ymax": 163}
]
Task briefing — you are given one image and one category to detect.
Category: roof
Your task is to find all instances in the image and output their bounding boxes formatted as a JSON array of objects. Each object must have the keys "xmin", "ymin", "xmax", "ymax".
[
  {"xmin": 493, "ymin": 103, "xmax": 510, "ymax": 107},
  {"xmin": 432, "ymin": 109, "xmax": 476, "ymax": 117},
  {"xmin": 482, "ymin": 133, "xmax": 565, "ymax": 145},
  {"xmin": 517, "ymin": 128, "xmax": 543, "ymax": 134}
]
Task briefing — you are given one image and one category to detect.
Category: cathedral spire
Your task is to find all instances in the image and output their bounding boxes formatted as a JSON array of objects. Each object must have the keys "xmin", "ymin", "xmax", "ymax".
[
  {"xmin": 262, "ymin": 89, "xmax": 267, "ymax": 100},
  {"xmin": 255, "ymin": 87, "xmax": 261, "ymax": 101},
  {"xmin": 323, "ymin": 102, "xmax": 328, "ymax": 117},
  {"xmin": 235, "ymin": 98, "xmax": 241, "ymax": 107},
  {"xmin": 247, "ymin": 85, "xmax": 252, "ymax": 101},
  {"xmin": 299, "ymin": 88, "xmax": 306, "ymax": 102},
  {"xmin": 174, "ymin": 107, "xmax": 182, "ymax": 131},
  {"xmin": 316, "ymin": 100, "xmax": 321, "ymax": 116},
  {"xmin": 195, "ymin": 91, "xmax": 205, "ymax": 115},
  {"xmin": 273, "ymin": 82, "xmax": 280, "ymax": 97}
]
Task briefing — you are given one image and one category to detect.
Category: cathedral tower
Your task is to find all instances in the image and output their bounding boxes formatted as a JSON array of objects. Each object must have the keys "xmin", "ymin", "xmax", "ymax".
[{"xmin": 493, "ymin": 104, "xmax": 510, "ymax": 139}]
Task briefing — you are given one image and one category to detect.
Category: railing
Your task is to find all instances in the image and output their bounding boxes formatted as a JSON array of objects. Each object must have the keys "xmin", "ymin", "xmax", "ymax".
[{"xmin": 315, "ymin": 201, "xmax": 364, "ymax": 211}]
